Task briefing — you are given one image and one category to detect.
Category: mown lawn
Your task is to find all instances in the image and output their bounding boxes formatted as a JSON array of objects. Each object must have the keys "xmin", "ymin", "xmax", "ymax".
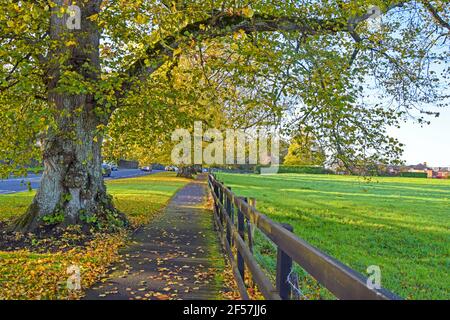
[
  {"xmin": 214, "ymin": 173, "xmax": 450, "ymax": 300},
  {"xmin": 0, "ymin": 172, "xmax": 190, "ymax": 299}
]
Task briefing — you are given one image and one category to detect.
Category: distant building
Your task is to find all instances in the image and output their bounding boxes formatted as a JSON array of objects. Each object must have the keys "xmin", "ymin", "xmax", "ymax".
[
  {"xmin": 435, "ymin": 167, "xmax": 449, "ymax": 179},
  {"xmin": 386, "ymin": 162, "xmax": 449, "ymax": 179},
  {"xmin": 386, "ymin": 165, "xmax": 401, "ymax": 175},
  {"xmin": 404, "ymin": 163, "xmax": 450, "ymax": 179},
  {"xmin": 405, "ymin": 162, "xmax": 430, "ymax": 173},
  {"xmin": 332, "ymin": 161, "xmax": 448, "ymax": 179}
]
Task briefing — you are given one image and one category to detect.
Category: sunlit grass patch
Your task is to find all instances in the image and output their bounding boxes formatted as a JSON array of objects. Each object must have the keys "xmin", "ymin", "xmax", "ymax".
[
  {"xmin": 0, "ymin": 192, "xmax": 35, "ymax": 221},
  {"xmin": 108, "ymin": 172, "xmax": 191, "ymax": 226}
]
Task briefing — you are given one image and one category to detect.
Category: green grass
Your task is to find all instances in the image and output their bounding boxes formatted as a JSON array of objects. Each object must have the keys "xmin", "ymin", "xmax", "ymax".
[
  {"xmin": 0, "ymin": 172, "xmax": 190, "ymax": 225},
  {"xmin": 0, "ymin": 192, "xmax": 34, "ymax": 221},
  {"xmin": 107, "ymin": 172, "xmax": 191, "ymax": 226},
  {"xmin": 215, "ymin": 172, "xmax": 450, "ymax": 300},
  {"xmin": 27, "ymin": 166, "xmax": 44, "ymax": 174},
  {"xmin": 0, "ymin": 172, "xmax": 190, "ymax": 299}
]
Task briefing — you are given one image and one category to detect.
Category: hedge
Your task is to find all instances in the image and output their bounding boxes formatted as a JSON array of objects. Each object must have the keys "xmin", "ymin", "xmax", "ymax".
[{"xmin": 399, "ymin": 172, "xmax": 427, "ymax": 178}]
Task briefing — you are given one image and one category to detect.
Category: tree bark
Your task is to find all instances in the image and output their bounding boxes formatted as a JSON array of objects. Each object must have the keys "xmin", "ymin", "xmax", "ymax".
[
  {"xmin": 177, "ymin": 166, "xmax": 196, "ymax": 179},
  {"xmin": 13, "ymin": 1, "xmax": 125, "ymax": 233}
]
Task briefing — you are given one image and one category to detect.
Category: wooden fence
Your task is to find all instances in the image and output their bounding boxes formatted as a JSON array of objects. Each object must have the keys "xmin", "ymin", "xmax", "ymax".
[{"xmin": 208, "ymin": 174, "xmax": 401, "ymax": 300}]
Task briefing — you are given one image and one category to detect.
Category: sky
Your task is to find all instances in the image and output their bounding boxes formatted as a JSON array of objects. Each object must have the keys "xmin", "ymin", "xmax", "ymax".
[
  {"xmin": 388, "ymin": 109, "xmax": 450, "ymax": 167},
  {"xmin": 370, "ymin": 6, "xmax": 449, "ymax": 168}
]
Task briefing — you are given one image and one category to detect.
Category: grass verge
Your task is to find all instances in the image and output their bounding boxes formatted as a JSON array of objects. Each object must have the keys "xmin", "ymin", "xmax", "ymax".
[{"xmin": 0, "ymin": 172, "xmax": 190, "ymax": 299}]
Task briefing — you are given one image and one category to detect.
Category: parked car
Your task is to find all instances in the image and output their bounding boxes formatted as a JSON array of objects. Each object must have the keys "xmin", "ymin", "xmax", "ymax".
[
  {"xmin": 141, "ymin": 165, "xmax": 152, "ymax": 172},
  {"xmin": 108, "ymin": 162, "xmax": 118, "ymax": 171},
  {"xmin": 102, "ymin": 163, "xmax": 112, "ymax": 177},
  {"xmin": 165, "ymin": 165, "xmax": 178, "ymax": 171}
]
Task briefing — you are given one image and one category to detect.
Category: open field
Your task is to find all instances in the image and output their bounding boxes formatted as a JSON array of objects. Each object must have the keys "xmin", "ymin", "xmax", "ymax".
[
  {"xmin": 214, "ymin": 172, "xmax": 450, "ymax": 300},
  {"xmin": 0, "ymin": 172, "xmax": 190, "ymax": 299}
]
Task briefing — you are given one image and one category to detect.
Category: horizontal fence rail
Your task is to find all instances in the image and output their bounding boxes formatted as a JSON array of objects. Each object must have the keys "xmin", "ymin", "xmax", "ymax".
[{"xmin": 208, "ymin": 174, "xmax": 401, "ymax": 300}]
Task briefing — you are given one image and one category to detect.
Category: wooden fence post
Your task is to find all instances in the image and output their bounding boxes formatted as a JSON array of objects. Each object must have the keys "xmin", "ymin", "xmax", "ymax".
[
  {"xmin": 237, "ymin": 197, "xmax": 246, "ymax": 281},
  {"xmin": 211, "ymin": 179, "xmax": 216, "ymax": 212},
  {"xmin": 246, "ymin": 198, "xmax": 257, "ymax": 253},
  {"xmin": 245, "ymin": 198, "xmax": 255, "ymax": 288},
  {"xmin": 218, "ymin": 183, "xmax": 224, "ymax": 226},
  {"xmin": 225, "ymin": 187, "xmax": 232, "ymax": 246},
  {"xmin": 276, "ymin": 223, "xmax": 294, "ymax": 300},
  {"xmin": 211, "ymin": 180, "xmax": 218, "ymax": 231}
]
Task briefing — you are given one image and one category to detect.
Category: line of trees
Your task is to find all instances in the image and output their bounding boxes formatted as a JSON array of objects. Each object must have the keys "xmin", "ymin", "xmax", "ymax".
[{"xmin": 0, "ymin": 1, "xmax": 448, "ymax": 232}]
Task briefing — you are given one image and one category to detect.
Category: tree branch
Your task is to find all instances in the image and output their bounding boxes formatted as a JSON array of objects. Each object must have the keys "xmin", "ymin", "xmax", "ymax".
[
  {"xmin": 121, "ymin": 12, "xmax": 348, "ymax": 91},
  {"xmin": 422, "ymin": 1, "xmax": 450, "ymax": 31},
  {"xmin": 120, "ymin": 1, "xmax": 444, "ymax": 96}
]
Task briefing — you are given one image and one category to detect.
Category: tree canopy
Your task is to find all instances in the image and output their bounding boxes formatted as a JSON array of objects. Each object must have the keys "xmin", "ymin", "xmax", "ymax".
[
  {"xmin": 1, "ymin": 1, "xmax": 449, "ymax": 171},
  {"xmin": 0, "ymin": 0, "xmax": 448, "ymax": 230},
  {"xmin": 284, "ymin": 134, "xmax": 326, "ymax": 166}
]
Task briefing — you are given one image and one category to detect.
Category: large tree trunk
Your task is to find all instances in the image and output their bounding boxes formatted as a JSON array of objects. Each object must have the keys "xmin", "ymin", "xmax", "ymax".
[
  {"xmin": 13, "ymin": 1, "xmax": 124, "ymax": 233},
  {"xmin": 13, "ymin": 108, "xmax": 119, "ymax": 232}
]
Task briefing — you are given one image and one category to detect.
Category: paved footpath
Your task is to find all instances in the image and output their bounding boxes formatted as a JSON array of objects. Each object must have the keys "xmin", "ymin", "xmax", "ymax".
[{"xmin": 84, "ymin": 175, "xmax": 225, "ymax": 300}]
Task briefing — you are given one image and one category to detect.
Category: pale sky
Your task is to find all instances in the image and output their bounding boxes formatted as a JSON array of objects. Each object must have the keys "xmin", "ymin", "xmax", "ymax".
[
  {"xmin": 368, "ymin": 11, "xmax": 449, "ymax": 168},
  {"xmin": 388, "ymin": 110, "xmax": 450, "ymax": 167}
]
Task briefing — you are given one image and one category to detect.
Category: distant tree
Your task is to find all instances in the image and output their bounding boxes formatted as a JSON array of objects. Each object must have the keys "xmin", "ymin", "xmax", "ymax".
[{"xmin": 284, "ymin": 135, "xmax": 326, "ymax": 166}]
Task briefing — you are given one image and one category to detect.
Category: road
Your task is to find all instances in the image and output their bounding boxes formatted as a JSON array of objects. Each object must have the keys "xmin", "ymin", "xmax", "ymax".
[{"xmin": 0, "ymin": 169, "xmax": 162, "ymax": 194}]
